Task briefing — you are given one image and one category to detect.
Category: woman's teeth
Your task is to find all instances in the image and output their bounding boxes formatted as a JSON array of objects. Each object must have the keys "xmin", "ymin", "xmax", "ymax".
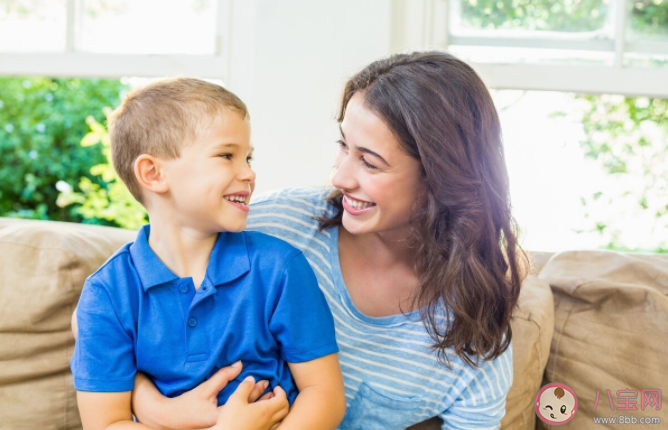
[
  {"xmin": 224, "ymin": 195, "xmax": 248, "ymax": 205},
  {"xmin": 344, "ymin": 195, "xmax": 374, "ymax": 210}
]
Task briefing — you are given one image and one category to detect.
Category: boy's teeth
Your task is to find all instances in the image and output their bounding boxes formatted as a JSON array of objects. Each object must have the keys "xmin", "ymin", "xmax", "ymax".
[
  {"xmin": 225, "ymin": 195, "xmax": 247, "ymax": 204},
  {"xmin": 344, "ymin": 195, "xmax": 374, "ymax": 210}
]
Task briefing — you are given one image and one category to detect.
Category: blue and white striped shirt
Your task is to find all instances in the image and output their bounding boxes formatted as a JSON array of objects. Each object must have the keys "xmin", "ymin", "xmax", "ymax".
[{"xmin": 248, "ymin": 187, "xmax": 512, "ymax": 430}]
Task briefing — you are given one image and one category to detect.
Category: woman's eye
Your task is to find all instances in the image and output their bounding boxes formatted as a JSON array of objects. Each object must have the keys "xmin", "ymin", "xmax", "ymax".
[
  {"xmin": 336, "ymin": 139, "xmax": 348, "ymax": 150},
  {"xmin": 246, "ymin": 156, "xmax": 253, "ymax": 164},
  {"xmin": 560, "ymin": 405, "xmax": 567, "ymax": 414},
  {"xmin": 361, "ymin": 157, "xmax": 378, "ymax": 170},
  {"xmin": 219, "ymin": 154, "xmax": 232, "ymax": 160}
]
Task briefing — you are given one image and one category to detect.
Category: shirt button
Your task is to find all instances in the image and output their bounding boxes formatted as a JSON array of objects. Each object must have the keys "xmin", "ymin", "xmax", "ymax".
[
  {"xmin": 188, "ymin": 318, "xmax": 197, "ymax": 328},
  {"xmin": 179, "ymin": 285, "xmax": 188, "ymax": 294},
  {"xmin": 199, "ymin": 286, "xmax": 207, "ymax": 293}
]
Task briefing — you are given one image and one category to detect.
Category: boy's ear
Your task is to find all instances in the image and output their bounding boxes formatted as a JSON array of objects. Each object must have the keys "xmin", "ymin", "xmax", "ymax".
[{"xmin": 134, "ymin": 154, "xmax": 169, "ymax": 194}]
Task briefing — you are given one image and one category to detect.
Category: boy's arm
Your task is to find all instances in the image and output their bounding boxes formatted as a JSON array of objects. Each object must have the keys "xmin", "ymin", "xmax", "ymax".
[
  {"xmin": 132, "ymin": 364, "xmax": 274, "ymax": 430},
  {"xmin": 273, "ymin": 353, "xmax": 346, "ymax": 430},
  {"xmin": 77, "ymin": 391, "xmax": 152, "ymax": 430},
  {"xmin": 78, "ymin": 382, "xmax": 290, "ymax": 430}
]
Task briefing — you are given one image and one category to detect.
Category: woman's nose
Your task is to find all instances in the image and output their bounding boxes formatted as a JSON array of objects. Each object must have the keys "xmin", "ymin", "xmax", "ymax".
[{"xmin": 331, "ymin": 153, "xmax": 357, "ymax": 191}]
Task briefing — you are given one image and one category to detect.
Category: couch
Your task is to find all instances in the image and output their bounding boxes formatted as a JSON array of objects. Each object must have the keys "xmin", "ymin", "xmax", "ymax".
[{"xmin": 0, "ymin": 217, "xmax": 666, "ymax": 430}]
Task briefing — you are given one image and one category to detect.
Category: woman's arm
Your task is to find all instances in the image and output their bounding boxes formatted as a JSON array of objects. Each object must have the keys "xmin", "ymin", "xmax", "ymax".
[
  {"xmin": 131, "ymin": 363, "xmax": 279, "ymax": 430},
  {"xmin": 274, "ymin": 353, "xmax": 346, "ymax": 430}
]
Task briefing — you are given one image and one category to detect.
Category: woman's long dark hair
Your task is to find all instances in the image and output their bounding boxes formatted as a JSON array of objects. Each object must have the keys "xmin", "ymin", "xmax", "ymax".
[{"xmin": 318, "ymin": 51, "xmax": 528, "ymax": 368}]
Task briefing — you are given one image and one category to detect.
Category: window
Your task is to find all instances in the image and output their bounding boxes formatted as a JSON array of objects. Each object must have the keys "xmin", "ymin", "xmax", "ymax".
[
  {"xmin": 392, "ymin": 0, "xmax": 667, "ymax": 251},
  {"xmin": 393, "ymin": 0, "xmax": 668, "ymax": 96},
  {"xmin": 0, "ymin": 0, "xmax": 230, "ymax": 79}
]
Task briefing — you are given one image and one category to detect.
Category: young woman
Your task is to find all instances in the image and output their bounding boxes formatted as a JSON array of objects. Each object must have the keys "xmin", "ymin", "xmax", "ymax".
[{"xmin": 132, "ymin": 51, "xmax": 527, "ymax": 430}]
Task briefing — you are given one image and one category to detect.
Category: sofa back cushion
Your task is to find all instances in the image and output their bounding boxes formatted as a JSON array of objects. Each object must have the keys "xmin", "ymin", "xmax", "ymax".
[
  {"xmin": 538, "ymin": 250, "xmax": 668, "ymax": 429},
  {"xmin": 0, "ymin": 218, "xmax": 135, "ymax": 430},
  {"xmin": 501, "ymin": 275, "xmax": 554, "ymax": 430}
]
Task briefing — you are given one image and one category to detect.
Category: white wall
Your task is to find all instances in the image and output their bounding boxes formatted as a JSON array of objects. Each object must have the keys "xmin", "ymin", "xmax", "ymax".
[{"xmin": 226, "ymin": 0, "xmax": 394, "ymax": 195}]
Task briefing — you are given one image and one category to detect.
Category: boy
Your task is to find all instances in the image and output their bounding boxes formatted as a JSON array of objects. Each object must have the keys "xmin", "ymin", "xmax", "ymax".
[{"xmin": 71, "ymin": 78, "xmax": 346, "ymax": 430}]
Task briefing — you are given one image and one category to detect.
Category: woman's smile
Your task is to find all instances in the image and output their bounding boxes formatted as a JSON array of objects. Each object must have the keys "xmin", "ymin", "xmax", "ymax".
[{"xmin": 341, "ymin": 192, "xmax": 376, "ymax": 215}]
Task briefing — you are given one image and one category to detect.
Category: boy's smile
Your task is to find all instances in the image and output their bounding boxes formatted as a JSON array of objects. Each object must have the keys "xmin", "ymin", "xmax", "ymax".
[
  {"xmin": 223, "ymin": 190, "xmax": 251, "ymax": 212},
  {"xmin": 160, "ymin": 111, "xmax": 255, "ymax": 234}
]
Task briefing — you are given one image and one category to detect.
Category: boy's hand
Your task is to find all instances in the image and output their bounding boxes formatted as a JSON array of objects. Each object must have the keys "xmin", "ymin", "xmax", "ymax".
[
  {"xmin": 133, "ymin": 362, "xmax": 273, "ymax": 429},
  {"xmin": 214, "ymin": 377, "xmax": 289, "ymax": 430}
]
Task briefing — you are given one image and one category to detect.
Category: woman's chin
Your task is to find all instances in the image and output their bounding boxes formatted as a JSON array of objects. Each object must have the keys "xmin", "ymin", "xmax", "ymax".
[{"xmin": 341, "ymin": 216, "xmax": 369, "ymax": 236}]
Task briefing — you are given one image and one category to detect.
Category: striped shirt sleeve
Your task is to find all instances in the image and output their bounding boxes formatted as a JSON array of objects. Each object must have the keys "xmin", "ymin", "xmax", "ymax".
[{"xmin": 439, "ymin": 345, "xmax": 513, "ymax": 430}]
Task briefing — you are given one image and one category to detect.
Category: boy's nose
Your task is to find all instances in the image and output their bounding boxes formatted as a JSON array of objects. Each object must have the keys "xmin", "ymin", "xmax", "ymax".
[{"xmin": 239, "ymin": 163, "xmax": 256, "ymax": 183}]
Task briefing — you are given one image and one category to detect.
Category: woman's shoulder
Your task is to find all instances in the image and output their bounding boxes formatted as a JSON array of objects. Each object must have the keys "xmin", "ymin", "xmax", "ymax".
[
  {"xmin": 251, "ymin": 187, "xmax": 332, "ymax": 208},
  {"xmin": 247, "ymin": 187, "xmax": 336, "ymax": 251},
  {"xmin": 250, "ymin": 187, "xmax": 336, "ymax": 224}
]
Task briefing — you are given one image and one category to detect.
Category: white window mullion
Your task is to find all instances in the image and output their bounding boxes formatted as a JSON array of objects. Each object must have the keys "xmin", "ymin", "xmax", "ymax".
[
  {"xmin": 448, "ymin": 33, "xmax": 613, "ymax": 52},
  {"xmin": 613, "ymin": 0, "xmax": 627, "ymax": 68},
  {"xmin": 470, "ymin": 63, "xmax": 668, "ymax": 97},
  {"xmin": 65, "ymin": 0, "xmax": 75, "ymax": 53},
  {"xmin": 0, "ymin": 53, "xmax": 227, "ymax": 79},
  {"xmin": 391, "ymin": 0, "xmax": 449, "ymax": 52}
]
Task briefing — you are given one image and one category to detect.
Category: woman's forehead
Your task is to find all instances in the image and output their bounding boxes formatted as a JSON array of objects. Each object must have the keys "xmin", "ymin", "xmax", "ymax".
[{"xmin": 341, "ymin": 95, "xmax": 397, "ymax": 147}]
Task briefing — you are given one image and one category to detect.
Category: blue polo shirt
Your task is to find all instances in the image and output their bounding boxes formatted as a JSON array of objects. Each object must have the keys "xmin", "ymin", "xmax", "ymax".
[{"xmin": 71, "ymin": 224, "xmax": 338, "ymax": 405}]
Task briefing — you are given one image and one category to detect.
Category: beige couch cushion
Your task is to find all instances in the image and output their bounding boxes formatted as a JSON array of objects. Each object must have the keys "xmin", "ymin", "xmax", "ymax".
[
  {"xmin": 0, "ymin": 218, "xmax": 134, "ymax": 430},
  {"xmin": 501, "ymin": 275, "xmax": 554, "ymax": 430},
  {"xmin": 538, "ymin": 251, "xmax": 668, "ymax": 429}
]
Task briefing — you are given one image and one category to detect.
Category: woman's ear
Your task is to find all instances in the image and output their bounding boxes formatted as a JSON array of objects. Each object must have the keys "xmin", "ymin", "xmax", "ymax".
[{"xmin": 134, "ymin": 154, "xmax": 169, "ymax": 195}]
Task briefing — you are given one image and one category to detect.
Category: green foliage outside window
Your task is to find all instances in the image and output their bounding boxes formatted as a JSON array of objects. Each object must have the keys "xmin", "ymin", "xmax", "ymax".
[
  {"xmin": 459, "ymin": 0, "xmax": 609, "ymax": 32},
  {"xmin": 0, "ymin": 77, "xmax": 128, "ymax": 222},
  {"xmin": 56, "ymin": 115, "xmax": 148, "ymax": 230},
  {"xmin": 632, "ymin": 0, "xmax": 668, "ymax": 35},
  {"xmin": 459, "ymin": 0, "xmax": 667, "ymax": 33},
  {"xmin": 572, "ymin": 96, "xmax": 668, "ymax": 253}
]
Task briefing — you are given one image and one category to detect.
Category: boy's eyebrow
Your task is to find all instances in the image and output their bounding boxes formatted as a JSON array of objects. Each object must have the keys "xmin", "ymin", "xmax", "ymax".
[
  {"xmin": 216, "ymin": 143, "xmax": 255, "ymax": 152},
  {"xmin": 338, "ymin": 125, "xmax": 390, "ymax": 167}
]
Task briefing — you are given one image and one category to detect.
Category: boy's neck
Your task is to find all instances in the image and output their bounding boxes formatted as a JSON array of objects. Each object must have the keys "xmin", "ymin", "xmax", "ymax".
[{"xmin": 146, "ymin": 217, "xmax": 218, "ymax": 290}]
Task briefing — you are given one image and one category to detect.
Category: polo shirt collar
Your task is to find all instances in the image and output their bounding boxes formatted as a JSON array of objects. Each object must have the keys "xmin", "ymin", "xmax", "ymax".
[
  {"xmin": 129, "ymin": 224, "xmax": 250, "ymax": 291},
  {"xmin": 205, "ymin": 229, "xmax": 251, "ymax": 287}
]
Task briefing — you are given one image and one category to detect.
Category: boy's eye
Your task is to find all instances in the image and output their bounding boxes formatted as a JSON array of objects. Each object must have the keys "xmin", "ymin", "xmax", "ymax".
[
  {"xmin": 218, "ymin": 153, "xmax": 232, "ymax": 160},
  {"xmin": 246, "ymin": 156, "xmax": 253, "ymax": 164}
]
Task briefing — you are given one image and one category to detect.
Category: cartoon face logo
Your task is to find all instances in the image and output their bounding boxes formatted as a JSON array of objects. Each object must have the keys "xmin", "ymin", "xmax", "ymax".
[{"xmin": 535, "ymin": 383, "xmax": 578, "ymax": 425}]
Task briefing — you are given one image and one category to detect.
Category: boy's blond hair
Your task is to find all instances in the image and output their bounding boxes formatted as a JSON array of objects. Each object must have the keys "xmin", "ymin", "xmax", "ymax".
[{"xmin": 107, "ymin": 77, "xmax": 248, "ymax": 202}]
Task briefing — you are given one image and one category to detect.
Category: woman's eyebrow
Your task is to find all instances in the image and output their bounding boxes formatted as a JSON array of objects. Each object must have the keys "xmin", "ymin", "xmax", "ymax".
[{"xmin": 339, "ymin": 125, "xmax": 390, "ymax": 167}]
